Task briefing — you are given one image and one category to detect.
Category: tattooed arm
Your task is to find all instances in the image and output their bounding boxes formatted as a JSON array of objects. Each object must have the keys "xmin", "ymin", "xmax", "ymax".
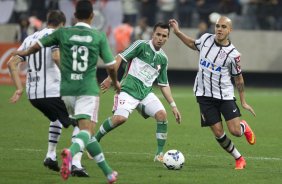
[{"xmin": 234, "ymin": 74, "xmax": 256, "ymax": 116}]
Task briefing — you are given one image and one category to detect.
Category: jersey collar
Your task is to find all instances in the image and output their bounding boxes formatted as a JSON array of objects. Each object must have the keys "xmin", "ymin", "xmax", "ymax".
[
  {"xmin": 46, "ymin": 27, "xmax": 55, "ymax": 31},
  {"xmin": 75, "ymin": 22, "xmax": 91, "ymax": 28},
  {"xmin": 149, "ymin": 40, "xmax": 161, "ymax": 54},
  {"xmin": 214, "ymin": 37, "xmax": 231, "ymax": 47}
]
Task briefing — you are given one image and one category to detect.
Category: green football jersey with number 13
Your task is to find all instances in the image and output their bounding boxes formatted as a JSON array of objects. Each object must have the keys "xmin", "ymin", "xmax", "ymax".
[{"xmin": 38, "ymin": 22, "xmax": 115, "ymax": 96}]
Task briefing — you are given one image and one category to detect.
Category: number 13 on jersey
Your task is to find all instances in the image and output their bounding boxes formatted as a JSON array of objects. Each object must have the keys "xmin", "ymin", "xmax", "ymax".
[
  {"xmin": 71, "ymin": 45, "xmax": 89, "ymax": 72},
  {"xmin": 70, "ymin": 45, "xmax": 89, "ymax": 80}
]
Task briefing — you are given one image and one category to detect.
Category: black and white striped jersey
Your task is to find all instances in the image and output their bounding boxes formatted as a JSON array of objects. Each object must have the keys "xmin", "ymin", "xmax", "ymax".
[
  {"xmin": 18, "ymin": 28, "xmax": 60, "ymax": 99},
  {"xmin": 193, "ymin": 33, "xmax": 242, "ymax": 100}
]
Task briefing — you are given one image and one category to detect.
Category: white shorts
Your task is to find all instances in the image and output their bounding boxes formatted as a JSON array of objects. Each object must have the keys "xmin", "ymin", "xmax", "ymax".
[
  {"xmin": 62, "ymin": 96, "xmax": 99, "ymax": 123},
  {"xmin": 113, "ymin": 92, "xmax": 165, "ymax": 118}
]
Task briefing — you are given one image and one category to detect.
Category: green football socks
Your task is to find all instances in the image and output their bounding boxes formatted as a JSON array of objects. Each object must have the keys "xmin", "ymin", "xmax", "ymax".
[
  {"xmin": 86, "ymin": 136, "xmax": 112, "ymax": 175},
  {"xmin": 156, "ymin": 121, "xmax": 168, "ymax": 155},
  {"xmin": 95, "ymin": 118, "xmax": 115, "ymax": 142},
  {"xmin": 69, "ymin": 130, "xmax": 90, "ymax": 157}
]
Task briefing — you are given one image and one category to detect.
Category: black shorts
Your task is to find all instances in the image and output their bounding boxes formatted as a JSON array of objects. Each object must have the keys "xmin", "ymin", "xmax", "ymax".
[
  {"xmin": 29, "ymin": 97, "xmax": 73, "ymax": 128},
  {"xmin": 196, "ymin": 96, "xmax": 241, "ymax": 127}
]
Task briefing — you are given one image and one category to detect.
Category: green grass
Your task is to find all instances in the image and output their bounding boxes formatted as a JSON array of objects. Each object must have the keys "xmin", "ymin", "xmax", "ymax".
[{"xmin": 1, "ymin": 85, "xmax": 282, "ymax": 184}]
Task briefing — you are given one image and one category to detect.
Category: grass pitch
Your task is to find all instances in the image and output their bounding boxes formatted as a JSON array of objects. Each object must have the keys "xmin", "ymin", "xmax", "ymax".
[{"xmin": 0, "ymin": 85, "xmax": 282, "ymax": 184}]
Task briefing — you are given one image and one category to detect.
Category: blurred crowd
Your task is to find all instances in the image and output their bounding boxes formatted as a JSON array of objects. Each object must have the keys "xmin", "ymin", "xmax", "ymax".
[
  {"xmin": 2, "ymin": 0, "xmax": 282, "ymax": 49},
  {"xmin": 6, "ymin": 0, "xmax": 282, "ymax": 29}
]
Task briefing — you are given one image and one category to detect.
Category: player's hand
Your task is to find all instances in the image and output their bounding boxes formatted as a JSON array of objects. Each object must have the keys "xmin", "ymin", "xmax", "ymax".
[
  {"xmin": 10, "ymin": 89, "xmax": 23, "ymax": 103},
  {"xmin": 172, "ymin": 107, "xmax": 181, "ymax": 124},
  {"xmin": 100, "ymin": 77, "xmax": 112, "ymax": 93},
  {"xmin": 168, "ymin": 19, "xmax": 180, "ymax": 34},
  {"xmin": 112, "ymin": 81, "xmax": 121, "ymax": 94},
  {"xmin": 242, "ymin": 102, "xmax": 256, "ymax": 117}
]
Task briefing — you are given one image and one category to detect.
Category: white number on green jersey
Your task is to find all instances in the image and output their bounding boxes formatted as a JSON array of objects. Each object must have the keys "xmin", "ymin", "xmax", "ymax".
[{"xmin": 71, "ymin": 45, "xmax": 89, "ymax": 72}]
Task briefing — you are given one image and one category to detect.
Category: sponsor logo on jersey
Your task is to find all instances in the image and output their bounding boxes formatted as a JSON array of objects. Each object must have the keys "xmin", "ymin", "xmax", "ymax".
[
  {"xmin": 234, "ymin": 56, "xmax": 241, "ymax": 72},
  {"xmin": 200, "ymin": 59, "xmax": 221, "ymax": 72},
  {"xmin": 156, "ymin": 64, "xmax": 161, "ymax": 71},
  {"xmin": 235, "ymin": 55, "xmax": 241, "ymax": 63},
  {"xmin": 70, "ymin": 35, "xmax": 93, "ymax": 43}
]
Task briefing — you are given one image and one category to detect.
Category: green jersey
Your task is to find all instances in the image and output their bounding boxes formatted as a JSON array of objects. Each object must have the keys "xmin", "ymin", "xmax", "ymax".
[
  {"xmin": 38, "ymin": 22, "xmax": 115, "ymax": 96},
  {"xmin": 120, "ymin": 40, "xmax": 169, "ymax": 100}
]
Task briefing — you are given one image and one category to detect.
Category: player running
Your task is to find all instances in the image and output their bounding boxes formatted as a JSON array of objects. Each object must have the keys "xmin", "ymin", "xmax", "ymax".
[{"xmin": 169, "ymin": 16, "xmax": 256, "ymax": 169}]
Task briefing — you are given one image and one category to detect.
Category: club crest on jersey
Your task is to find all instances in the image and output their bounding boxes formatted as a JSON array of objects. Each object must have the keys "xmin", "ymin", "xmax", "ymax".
[
  {"xmin": 200, "ymin": 59, "xmax": 221, "ymax": 72},
  {"xmin": 119, "ymin": 100, "xmax": 125, "ymax": 105},
  {"xmin": 218, "ymin": 50, "xmax": 227, "ymax": 59}
]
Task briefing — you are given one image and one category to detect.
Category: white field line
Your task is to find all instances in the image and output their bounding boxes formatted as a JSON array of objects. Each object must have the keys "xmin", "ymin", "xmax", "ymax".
[
  {"xmin": 156, "ymin": 91, "xmax": 282, "ymax": 99},
  {"xmin": 3, "ymin": 148, "xmax": 282, "ymax": 161}
]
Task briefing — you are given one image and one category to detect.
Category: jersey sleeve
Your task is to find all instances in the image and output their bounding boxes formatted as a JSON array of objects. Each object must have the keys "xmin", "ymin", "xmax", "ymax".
[
  {"xmin": 194, "ymin": 33, "xmax": 212, "ymax": 52},
  {"xmin": 157, "ymin": 55, "xmax": 169, "ymax": 86},
  {"xmin": 119, "ymin": 40, "xmax": 143, "ymax": 62},
  {"xmin": 17, "ymin": 37, "xmax": 29, "ymax": 61},
  {"xmin": 99, "ymin": 32, "xmax": 115, "ymax": 65},
  {"xmin": 37, "ymin": 28, "xmax": 60, "ymax": 48},
  {"xmin": 229, "ymin": 50, "xmax": 242, "ymax": 76}
]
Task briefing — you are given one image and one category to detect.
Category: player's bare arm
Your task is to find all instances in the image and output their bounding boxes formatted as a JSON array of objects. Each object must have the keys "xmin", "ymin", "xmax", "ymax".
[
  {"xmin": 234, "ymin": 74, "xmax": 256, "ymax": 116},
  {"xmin": 7, "ymin": 56, "xmax": 24, "ymax": 103},
  {"xmin": 105, "ymin": 62, "xmax": 121, "ymax": 93},
  {"xmin": 12, "ymin": 42, "xmax": 41, "ymax": 57},
  {"xmin": 51, "ymin": 49, "xmax": 60, "ymax": 67},
  {"xmin": 169, "ymin": 19, "xmax": 197, "ymax": 50},
  {"xmin": 101, "ymin": 55, "xmax": 123, "ymax": 93},
  {"xmin": 159, "ymin": 85, "xmax": 182, "ymax": 123}
]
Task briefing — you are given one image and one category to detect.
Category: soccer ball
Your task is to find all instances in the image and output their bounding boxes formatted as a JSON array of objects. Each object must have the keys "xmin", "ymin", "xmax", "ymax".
[{"xmin": 163, "ymin": 149, "xmax": 185, "ymax": 170}]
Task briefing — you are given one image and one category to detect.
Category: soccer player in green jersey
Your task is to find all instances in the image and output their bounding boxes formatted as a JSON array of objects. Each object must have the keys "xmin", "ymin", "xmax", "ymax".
[
  {"xmin": 12, "ymin": 0, "xmax": 120, "ymax": 183},
  {"xmin": 95, "ymin": 22, "xmax": 182, "ymax": 162}
]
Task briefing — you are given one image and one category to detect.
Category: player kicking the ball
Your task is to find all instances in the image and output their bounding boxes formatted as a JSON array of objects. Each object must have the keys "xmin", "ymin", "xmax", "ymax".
[{"xmin": 95, "ymin": 22, "xmax": 181, "ymax": 162}]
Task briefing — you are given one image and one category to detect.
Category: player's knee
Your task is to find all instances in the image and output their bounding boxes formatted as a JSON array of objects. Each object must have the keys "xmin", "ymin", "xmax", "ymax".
[
  {"xmin": 112, "ymin": 115, "xmax": 127, "ymax": 126},
  {"xmin": 227, "ymin": 118, "xmax": 241, "ymax": 137},
  {"xmin": 155, "ymin": 110, "xmax": 167, "ymax": 121},
  {"xmin": 78, "ymin": 119, "xmax": 93, "ymax": 132},
  {"xmin": 213, "ymin": 130, "xmax": 224, "ymax": 138},
  {"xmin": 211, "ymin": 124, "xmax": 225, "ymax": 137}
]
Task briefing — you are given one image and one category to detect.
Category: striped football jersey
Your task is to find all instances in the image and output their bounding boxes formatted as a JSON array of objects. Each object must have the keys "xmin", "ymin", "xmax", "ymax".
[
  {"xmin": 193, "ymin": 33, "xmax": 242, "ymax": 100},
  {"xmin": 17, "ymin": 28, "xmax": 60, "ymax": 99}
]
